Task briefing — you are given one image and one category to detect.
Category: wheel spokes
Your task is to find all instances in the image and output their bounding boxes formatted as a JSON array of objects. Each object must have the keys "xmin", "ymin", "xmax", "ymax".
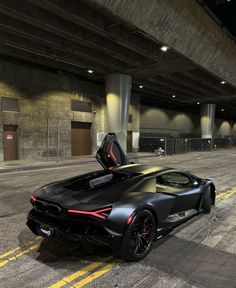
[{"xmin": 130, "ymin": 214, "xmax": 154, "ymax": 256}]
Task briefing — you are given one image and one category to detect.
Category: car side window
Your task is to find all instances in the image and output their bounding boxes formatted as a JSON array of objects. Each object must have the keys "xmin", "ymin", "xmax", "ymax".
[{"xmin": 157, "ymin": 172, "xmax": 192, "ymax": 188}]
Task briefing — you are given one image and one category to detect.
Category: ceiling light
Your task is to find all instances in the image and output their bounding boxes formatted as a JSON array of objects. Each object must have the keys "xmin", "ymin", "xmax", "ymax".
[
  {"xmin": 172, "ymin": 94, "xmax": 176, "ymax": 98},
  {"xmin": 160, "ymin": 45, "xmax": 169, "ymax": 52},
  {"xmin": 87, "ymin": 69, "xmax": 94, "ymax": 74},
  {"xmin": 221, "ymin": 108, "xmax": 224, "ymax": 112},
  {"xmin": 221, "ymin": 80, "xmax": 226, "ymax": 84},
  {"xmin": 139, "ymin": 85, "xmax": 143, "ymax": 89},
  {"xmin": 197, "ymin": 102, "xmax": 200, "ymax": 105}
]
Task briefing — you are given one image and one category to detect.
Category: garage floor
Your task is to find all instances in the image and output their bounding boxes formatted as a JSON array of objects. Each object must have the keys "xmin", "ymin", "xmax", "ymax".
[{"xmin": 0, "ymin": 149, "xmax": 236, "ymax": 288}]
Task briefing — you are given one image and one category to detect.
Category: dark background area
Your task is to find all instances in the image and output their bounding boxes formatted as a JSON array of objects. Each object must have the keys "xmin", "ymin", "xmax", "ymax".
[{"xmin": 203, "ymin": 0, "xmax": 236, "ymax": 37}]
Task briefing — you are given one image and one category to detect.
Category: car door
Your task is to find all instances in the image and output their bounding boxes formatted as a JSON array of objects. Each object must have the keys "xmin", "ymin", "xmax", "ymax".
[
  {"xmin": 96, "ymin": 133, "xmax": 129, "ymax": 169},
  {"xmin": 156, "ymin": 171, "xmax": 202, "ymax": 213}
]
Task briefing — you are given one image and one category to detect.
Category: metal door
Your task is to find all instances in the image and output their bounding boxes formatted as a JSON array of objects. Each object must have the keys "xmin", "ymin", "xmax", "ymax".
[
  {"xmin": 3, "ymin": 125, "xmax": 18, "ymax": 161},
  {"xmin": 71, "ymin": 122, "xmax": 91, "ymax": 156},
  {"xmin": 127, "ymin": 131, "xmax": 133, "ymax": 152}
]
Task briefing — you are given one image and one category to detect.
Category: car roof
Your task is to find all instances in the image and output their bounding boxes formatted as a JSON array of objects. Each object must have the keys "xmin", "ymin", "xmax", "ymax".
[{"xmin": 112, "ymin": 164, "xmax": 172, "ymax": 175}]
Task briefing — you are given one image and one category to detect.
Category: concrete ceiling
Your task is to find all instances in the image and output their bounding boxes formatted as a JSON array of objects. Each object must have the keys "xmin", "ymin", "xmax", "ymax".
[{"xmin": 0, "ymin": 0, "xmax": 236, "ymax": 116}]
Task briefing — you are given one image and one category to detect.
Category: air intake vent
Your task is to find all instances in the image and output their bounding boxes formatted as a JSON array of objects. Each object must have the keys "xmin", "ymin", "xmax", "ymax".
[
  {"xmin": 1, "ymin": 97, "xmax": 19, "ymax": 112},
  {"xmin": 71, "ymin": 100, "xmax": 92, "ymax": 112}
]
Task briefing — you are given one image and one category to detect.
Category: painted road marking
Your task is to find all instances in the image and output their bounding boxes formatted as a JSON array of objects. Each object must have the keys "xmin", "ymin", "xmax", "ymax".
[
  {"xmin": 70, "ymin": 263, "xmax": 115, "ymax": 288},
  {"xmin": 216, "ymin": 188, "xmax": 236, "ymax": 203},
  {"xmin": 48, "ymin": 257, "xmax": 114, "ymax": 288},
  {"xmin": 0, "ymin": 236, "xmax": 41, "ymax": 260},
  {"xmin": 48, "ymin": 260, "xmax": 107, "ymax": 288},
  {"xmin": 0, "ymin": 244, "xmax": 39, "ymax": 268}
]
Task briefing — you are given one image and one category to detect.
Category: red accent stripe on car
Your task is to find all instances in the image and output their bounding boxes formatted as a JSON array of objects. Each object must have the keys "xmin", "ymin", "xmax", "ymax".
[
  {"xmin": 68, "ymin": 207, "xmax": 112, "ymax": 220},
  {"xmin": 109, "ymin": 142, "xmax": 117, "ymax": 161}
]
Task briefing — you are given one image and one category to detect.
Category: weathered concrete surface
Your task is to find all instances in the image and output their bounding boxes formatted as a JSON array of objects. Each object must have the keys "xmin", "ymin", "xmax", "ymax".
[
  {"xmin": 0, "ymin": 149, "xmax": 236, "ymax": 287},
  {"xmin": 0, "ymin": 60, "xmax": 141, "ymax": 161},
  {"xmin": 87, "ymin": 0, "xmax": 236, "ymax": 87},
  {"xmin": 0, "ymin": 60, "xmax": 105, "ymax": 160}
]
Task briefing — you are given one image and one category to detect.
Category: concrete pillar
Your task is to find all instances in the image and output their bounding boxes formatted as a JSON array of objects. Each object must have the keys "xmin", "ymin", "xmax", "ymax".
[
  {"xmin": 201, "ymin": 103, "xmax": 216, "ymax": 138},
  {"xmin": 105, "ymin": 74, "xmax": 132, "ymax": 151}
]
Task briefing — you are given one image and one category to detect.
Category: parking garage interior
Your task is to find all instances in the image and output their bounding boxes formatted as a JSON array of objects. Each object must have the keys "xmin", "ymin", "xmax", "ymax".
[{"xmin": 0, "ymin": 0, "xmax": 236, "ymax": 287}]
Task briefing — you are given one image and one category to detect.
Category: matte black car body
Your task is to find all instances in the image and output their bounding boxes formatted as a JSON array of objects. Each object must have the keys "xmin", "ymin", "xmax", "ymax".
[{"xmin": 27, "ymin": 133, "xmax": 216, "ymax": 260}]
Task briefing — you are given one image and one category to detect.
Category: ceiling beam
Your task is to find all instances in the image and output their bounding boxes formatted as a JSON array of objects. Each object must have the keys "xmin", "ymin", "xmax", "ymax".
[
  {"xmin": 26, "ymin": 0, "xmax": 108, "ymax": 36},
  {"xmin": 127, "ymin": 58, "xmax": 196, "ymax": 78},
  {"xmin": 182, "ymin": 69, "xmax": 236, "ymax": 96},
  {"xmin": 104, "ymin": 24, "xmax": 165, "ymax": 62},
  {"xmin": 135, "ymin": 80, "xmax": 194, "ymax": 102},
  {"xmin": 1, "ymin": 31, "xmax": 133, "ymax": 72},
  {"xmin": 0, "ymin": 2, "xmax": 148, "ymax": 67},
  {"xmin": 151, "ymin": 75, "xmax": 217, "ymax": 99},
  {"xmin": 26, "ymin": 0, "xmax": 166, "ymax": 62},
  {"xmin": 0, "ymin": 38, "xmax": 108, "ymax": 74},
  {"xmin": 0, "ymin": 45, "xmax": 101, "ymax": 77},
  {"xmin": 0, "ymin": 15, "xmax": 144, "ymax": 68},
  {"xmin": 162, "ymin": 73, "xmax": 228, "ymax": 97}
]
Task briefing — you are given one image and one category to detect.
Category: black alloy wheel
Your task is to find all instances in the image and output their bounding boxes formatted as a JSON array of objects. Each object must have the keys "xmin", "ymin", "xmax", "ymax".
[{"xmin": 121, "ymin": 209, "xmax": 156, "ymax": 261}]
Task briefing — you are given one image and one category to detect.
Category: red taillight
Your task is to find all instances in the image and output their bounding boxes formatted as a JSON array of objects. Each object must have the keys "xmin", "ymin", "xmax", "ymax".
[
  {"xmin": 30, "ymin": 195, "xmax": 37, "ymax": 203},
  {"xmin": 68, "ymin": 207, "xmax": 112, "ymax": 220}
]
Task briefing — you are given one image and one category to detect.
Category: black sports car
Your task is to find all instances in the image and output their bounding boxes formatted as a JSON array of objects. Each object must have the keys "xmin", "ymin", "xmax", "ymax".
[{"xmin": 27, "ymin": 133, "xmax": 216, "ymax": 261}]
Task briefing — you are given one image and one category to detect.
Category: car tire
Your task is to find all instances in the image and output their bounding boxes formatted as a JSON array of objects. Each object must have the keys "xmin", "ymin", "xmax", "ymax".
[
  {"xmin": 120, "ymin": 209, "xmax": 156, "ymax": 261},
  {"xmin": 202, "ymin": 187, "xmax": 212, "ymax": 213}
]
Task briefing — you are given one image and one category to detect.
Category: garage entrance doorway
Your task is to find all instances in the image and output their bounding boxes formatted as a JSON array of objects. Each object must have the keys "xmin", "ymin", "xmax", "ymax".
[
  {"xmin": 3, "ymin": 125, "xmax": 18, "ymax": 161},
  {"xmin": 71, "ymin": 122, "xmax": 92, "ymax": 156},
  {"xmin": 127, "ymin": 131, "xmax": 133, "ymax": 152}
]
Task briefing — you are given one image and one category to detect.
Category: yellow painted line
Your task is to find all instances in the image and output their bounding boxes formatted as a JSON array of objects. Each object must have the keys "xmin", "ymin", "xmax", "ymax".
[
  {"xmin": 0, "ymin": 236, "xmax": 41, "ymax": 260},
  {"xmin": 0, "ymin": 244, "xmax": 39, "ymax": 268},
  {"xmin": 0, "ymin": 246, "xmax": 22, "ymax": 260},
  {"xmin": 48, "ymin": 258, "xmax": 113, "ymax": 288},
  {"xmin": 216, "ymin": 188, "xmax": 236, "ymax": 203},
  {"xmin": 70, "ymin": 263, "xmax": 116, "ymax": 288}
]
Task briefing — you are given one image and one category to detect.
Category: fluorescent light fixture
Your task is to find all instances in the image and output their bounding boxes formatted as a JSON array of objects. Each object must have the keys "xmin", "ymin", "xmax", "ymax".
[
  {"xmin": 87, "ymin": 69, "xmax": 94, "ymax": 74},
  {"xmin": 139, "ymin": 85, "xmax": 143, "ymax": 89},
  {"xmin": 221, "ymin": 80, "xmax": 226, "ymax": 84},
  {"xmin": 160, "ymin": 45, "xmax": 169, "ymax": 52}
]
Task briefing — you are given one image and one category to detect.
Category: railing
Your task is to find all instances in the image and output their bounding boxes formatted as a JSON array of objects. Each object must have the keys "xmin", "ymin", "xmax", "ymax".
[{"xmin": 139, "ymin": 136, "xmax": 236, "ymax": 155}]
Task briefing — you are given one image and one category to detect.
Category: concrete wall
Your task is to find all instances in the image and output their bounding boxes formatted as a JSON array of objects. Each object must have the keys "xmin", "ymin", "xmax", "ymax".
[
  {"xmin": 140, "ymin": 105, "xmax": 200, "ymax": 137},
  {"xmin": 214, "ymin": 119, "xmax": 235, "ymax": 137},
  {"xmin": 0, "ymin": 60, "xmax": 107, "ymax": 160},
  {"xmin": 140, "ymin": 105, "xmax": 236, "ymax": 138},
  {"xmin": 0, "ymin": 60, "xmax": 140, "ymax": 160}
]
